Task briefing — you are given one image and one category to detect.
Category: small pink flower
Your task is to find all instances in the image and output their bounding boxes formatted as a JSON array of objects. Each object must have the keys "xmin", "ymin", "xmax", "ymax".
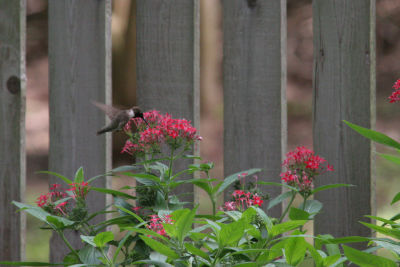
[
  {"xmin": 36, "ymin": 194, "xmax": 49, "ymax": 208},
  {"xmin": 393, "ymin": 79, "xmax": 400, "ymax": 90},
  {"xmin": 132, "ymin": 206, "xmax": 141, "ymax": 212},
  {"xmin": 224, "ymin": 201, "xmax": 236, "ymax": 211}
]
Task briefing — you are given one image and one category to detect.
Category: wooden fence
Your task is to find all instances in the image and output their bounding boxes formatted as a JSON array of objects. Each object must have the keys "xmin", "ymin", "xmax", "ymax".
[{"xmin": 0, "ymin": 0, "xmax": 375, "ymax": 263}]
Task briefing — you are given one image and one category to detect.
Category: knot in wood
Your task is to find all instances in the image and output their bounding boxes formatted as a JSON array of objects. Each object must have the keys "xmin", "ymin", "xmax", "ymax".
[
  {"xmin": 7, "ymin": 75, "xmax": 21, "ymax": 95},
  {"xmin": 247, "ymin": 0, "xmax": 257, "ymax": 8}
]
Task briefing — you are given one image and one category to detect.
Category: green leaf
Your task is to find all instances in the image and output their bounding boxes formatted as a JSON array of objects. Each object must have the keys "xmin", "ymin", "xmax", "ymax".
[
  {"xmin": 374, "ymin": 240, "xmax": 400, "ymax": 255},
  {"xmin": 113, "ymin": 230, "xmax": 133, "ymax": 262},
  {"xmin": 182, "ymin": 154, "xmax": 202, "ymax": 160},
  {"xmin": 74, "ymin": 167, "xmax": 84, "ymax": 183},
  {"xmin": 36, "ymin": 170, "xmax": 72, "ymax": 184},
  {"xmin": 326, "ymin": 236, "xmax": 370, "ymax": 244},
  {"xmin": 378, "ymin": 153, "xmax": 400, "ymax": 166},
  {"xmin": 323, "ymin": 254, "xmax": 341, "ymax": 266},
  {"xmin": 110, "ymin": 165, "xmax": 138, "ymax": 173},
  {"xmin": 302, "ymin": 199, "xmax": 323, "ymax": 215},
  {"xmin": 344, "ymin": 120, "xmax": 400, "ymax": 150},
  {"xmin": 284, "ymin": 234, "xmax": 306, "ymax": 266},
  {"xmin": 63, "ymin": 251, "xmax": 81, "ymax": 265},
  {"xmin": 91, "ymin": 187, "xmax": 136, "ymax": 200},
  {"xmin": 312, "ymin": 184, "xmax": 354, "ymax": 194},
  {"xmin": 217, "ymin": 168, "xmax": 262, "ymax": 194},
  {"xmin": 78, "ymin": 245, "xmax": 102, "ymax": 265},
  {"xmin": 289, "ymin": 207, "xmax": 310, "ymax": 220},
  {"xmin": 46, "ymin": 216, "xmax": 66, "ymax": 229},
  {"xmin": 132, "ymin": 260, "xmax": 173, "ymax": 267},
  {"xmin": 114, "ymin": 205, "xmax": 145, "ymax": 223},
  {"xmin": 305, "ymin": 242, "xmax": 323, "ymax": 267},
  {"xmin": 0, "ymin": 262, "xmax": 62, "ymax": 266},
  {"xmin": 123, "ymin": 227, "xmax": 170, "ymax": 242},
  {"xmin": 391, "ymin": 192, "xmax": 400, "ymax": 205},
  {"xmin": 241, "ymin": 207, "xmax": 257, "ymax": 224},
  {"xmin": 268, "ymin": 191, "xmax": 294, "ymax": 210},
  {"xmin": 12, "ymin": 202, "xmax": 74, "ymax": 228},
  {"xmin": 360, "ymin": 221, "xmax": 400, "ymax": 240},
  {"xmin": 190, "ymin": 179, "xmax": 213, "ymax": 195},
  {"xmin": 343, "ymin": 245, "xmax": 397, "ymax": 267},
  {"xmin": 270, "ymin": 220, "xmax": 307, "ymax": 237},
  {"xmin": 94, "ymin": 231, "xmax": 114, "ymax": 248},
  {"xmin": 140, "ymin": 235, "xmax": 179, "ymax": 259},
  {"xmin": 219, "ymin": 220, "xmax": 245, "ymax": 246},
  {"xmin": 172, "ymin": 208, "xmax": 196, "ymax": 244},
  {"xmin": 253, "ymin": 206, "xmax": 273, "ymax": 230},
  {"xmin": 184, "ymin": 243, "xmax": 210, "ymax": 261},
  {"xmin": 80, "ymin": 235, "xmax": 96, "ymax": 247},
  {"xmin": 365, "ymin": 215, "xmax": 397, "ymax": 226},
  {"xmin": 232, "ymin": 263, "xmax": 257, "ymax": 267}
]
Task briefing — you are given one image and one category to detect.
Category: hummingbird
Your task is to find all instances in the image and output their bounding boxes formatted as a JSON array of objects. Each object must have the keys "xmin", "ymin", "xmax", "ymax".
[{"xmin": 92, "ymin": 101, "xmax": 148, "ymax": 135}]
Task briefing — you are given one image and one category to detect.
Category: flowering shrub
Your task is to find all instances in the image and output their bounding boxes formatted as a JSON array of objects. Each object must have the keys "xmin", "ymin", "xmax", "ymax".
[
  {"xmin": 122, "ymin": 110, "xmax": 201, "ymax": 156},
  {"xmin": 281, "ymin": 146, "xmax": 333, "ymax": 197},
  {"xmin": 3, "ymin": 110, "xmax": 399, "ymax": 267}
]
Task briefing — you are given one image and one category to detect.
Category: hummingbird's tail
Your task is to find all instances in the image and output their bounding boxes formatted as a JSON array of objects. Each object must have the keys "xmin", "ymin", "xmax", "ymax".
[{"xmin": 97, "ymin": 126, "xmax": 112, "ymax": 135}]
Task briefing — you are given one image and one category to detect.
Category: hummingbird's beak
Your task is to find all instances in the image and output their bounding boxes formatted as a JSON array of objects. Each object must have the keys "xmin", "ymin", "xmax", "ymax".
[{"xmin": 142, "ymin": 117, "xmax": 149, "ymax": 126}]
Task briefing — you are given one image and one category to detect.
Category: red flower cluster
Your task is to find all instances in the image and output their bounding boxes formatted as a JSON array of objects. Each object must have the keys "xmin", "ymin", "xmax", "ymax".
[
  {"xmin": 36, "ymin": 183, "xmax": 69, "ymax": 215},
  {"xmin": 280, "ymin": 146, "xmax": 333, "ymax": 196},
  {"xmin": 122, "ymin": 110, "xmax": 202, "ymax": 156},
  {"xmin": 223, "ymin": 190, "xmax": 264, "ymax": 211},
  {"xmin": 389, "ymin": 79, "xmax": 400, "ymax": 103},
  {"xmin": 146, "ymin": 214, "xmax": 174, "ymax": 237},
  {"xmin": 68, "ymin": 181, "xmax": 90, "ymax": 199}
]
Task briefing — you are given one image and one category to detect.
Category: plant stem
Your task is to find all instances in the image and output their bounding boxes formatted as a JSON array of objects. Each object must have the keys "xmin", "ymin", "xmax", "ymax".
[
  {"xmin": 58, "ymin": 230, "xmax": 80, "ymax": 260},
  {"xmin": 100, "ymin": 247, "xmax": 113, "ymax": 266},
  {"xmin": 278, "ymin": 191, "xmax": 296, "ymax": 223},
  {"xmin": 205, "ymin": 171, "xmax": 217, "ymax": 216},
  {"xmin": 301, "ymin": 195, "xmax": 308, "ymax": 210},
  {"xmin": 165, "ymin": 149, "xmax": 175, "ymax": 209}
]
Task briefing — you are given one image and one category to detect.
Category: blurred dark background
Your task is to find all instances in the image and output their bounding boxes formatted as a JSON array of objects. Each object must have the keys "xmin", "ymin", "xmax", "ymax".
[{"xmin": 25, "ymin": 0, "xmax": 400, "ymax": 260}]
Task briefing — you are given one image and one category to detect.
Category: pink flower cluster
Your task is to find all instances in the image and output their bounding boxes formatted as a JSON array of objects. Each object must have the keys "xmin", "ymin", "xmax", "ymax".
[
  {"xmin": 223, "ymin": 190, "xmax": 264, "ymax": 211},
  {"xmin": 389, "ymin": 79, "xmax": 400, "ymax": 103},
  {"xmin": 36, "ymin": 183, "xmax": 69, "ymax": 215},
  {"xmin": 146, "ymin": 214, "xmax": 174, "ymax": 237},
  {"xmin": 122, "ymin": 110, "xmax": 202, "ymax": 156},
  {"xmin": 280, "ymin": 146, "xmax": 333, "ymax": 196},
  {"xmin": 68, "ymin": 181, "xmax": 90, "ymax": 199}
]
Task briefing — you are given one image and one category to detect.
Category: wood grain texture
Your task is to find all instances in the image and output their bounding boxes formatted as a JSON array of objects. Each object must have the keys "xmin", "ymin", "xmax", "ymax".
[
  {"xmin": 222, "ymin": 0, "xmax": 287, "ymax": 217},
  {"xmin": 48, "ymin": 0, "xmax": 112, "ymax": 262},
  {"xmin": 0, "ymin": 0, "xmax": 26, "ymax": 263},
  {"xmin": 136, "ymin": 0, "xmax": 199, "ymax": 204},
  {"xmin": 313, "ymin": 0, "xmax": 375, "ymax": 246}
]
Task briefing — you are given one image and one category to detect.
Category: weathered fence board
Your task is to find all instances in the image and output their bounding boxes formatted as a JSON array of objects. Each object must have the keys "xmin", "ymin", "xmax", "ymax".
[
  {"xmin": 222, "ymin": 0, "xmax": 287, "ymax": 216},
  {"xmin": 136, "ymin": 0, "xmax": 200, "ymax": 204},
  {"xmin": 48, "ymin": 0, "xmax": 112, "ymax": 262},
  {"xmin": 0, "ymin": 0, "xmax": 26, "ymax": 263},
  {"xmin": 313, "ymin": 0, "xmax": 376, "ymax": 246}
]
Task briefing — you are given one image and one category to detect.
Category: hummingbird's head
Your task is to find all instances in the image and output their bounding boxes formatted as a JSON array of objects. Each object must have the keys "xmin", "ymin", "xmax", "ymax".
[{"xmin": 132, "ymin": 107, "xmax": 149, "ymax": 126}]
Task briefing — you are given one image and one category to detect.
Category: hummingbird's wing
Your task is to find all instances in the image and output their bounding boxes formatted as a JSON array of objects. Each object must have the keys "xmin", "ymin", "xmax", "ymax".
[{"xmin": 92, "ymin": 101, "xmax": 121, "ymax": 119}]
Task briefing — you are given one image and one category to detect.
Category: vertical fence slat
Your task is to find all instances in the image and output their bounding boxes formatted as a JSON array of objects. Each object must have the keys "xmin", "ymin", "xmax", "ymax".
[
  {"xmin": 222, "ymin": 0, "xmax": 286, "ymax": 216},
  {"xmin": 313, "ymin": 0, "xmax": 376, "ymax": 245},
  {"xmin": 48, "ymin": 0, "xmax": 112, "ymax": 262},
  {"xmin": 0, "ymin": 0, "xmax": 26, "ymax": 263},
  {"xmin": 136, "ymin": 0, "xmax": 200, "ymax": 204}
]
